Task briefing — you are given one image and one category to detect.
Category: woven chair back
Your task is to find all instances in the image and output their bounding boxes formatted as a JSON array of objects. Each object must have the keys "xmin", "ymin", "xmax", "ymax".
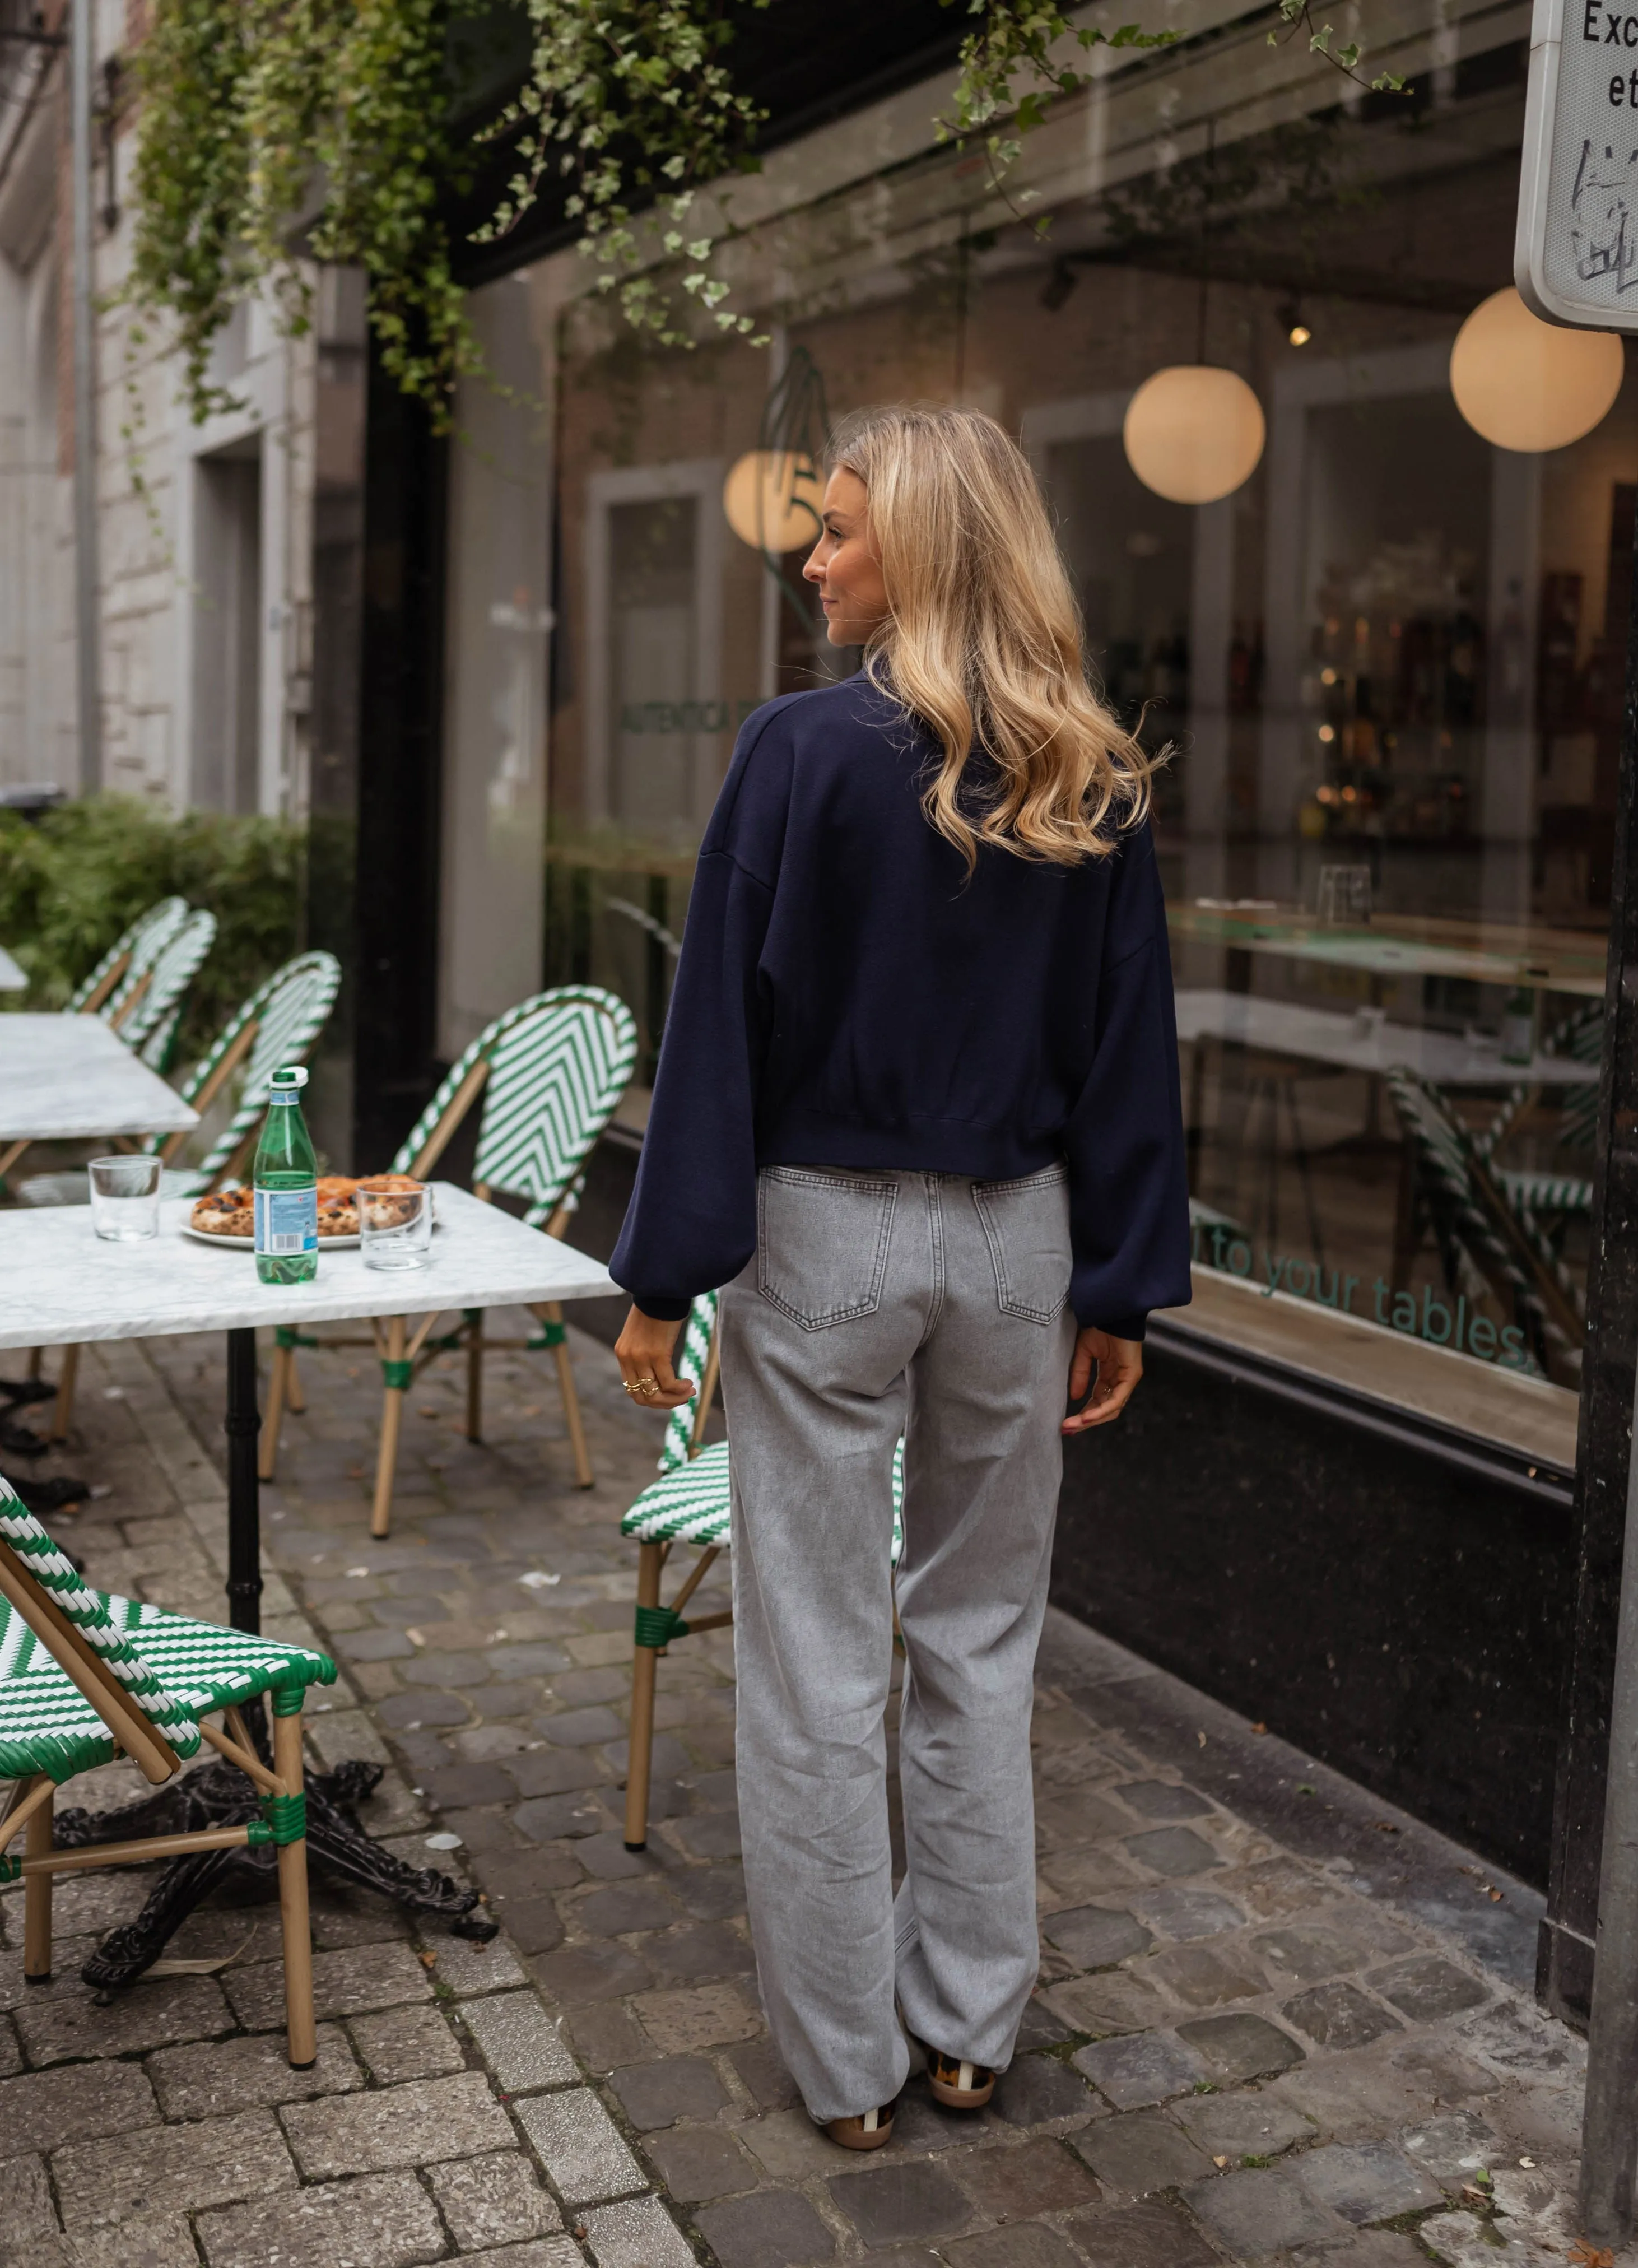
[
  {"xmin": 395, "ymin": 987, "xmax": 637, "ymax": 1226},
  {"xmin": 1386, "ymin": 1066, "xmax": 1583, "ymax": 1378},
  {"xmin": 111, "ymin": 907, "xmax": 217, "ymax": 1059},
  {"xmin": 157, "ymin": 951, "xmax": 342, "ymax": 1193},
  {"xmin": 0, "ymin": 1476, "xmax": 201, "ymax": 1759},
  {"xmin": 1478, "ymin": 998, "xmax": 1604, "ymax": 1164},
  {"xmin": 659, "ymin": 1294, "xmax": 720, "ymax": 1475},
  {"xmin": 71, "ymin": 898, "xmax": 189, "ymax": 1015}
]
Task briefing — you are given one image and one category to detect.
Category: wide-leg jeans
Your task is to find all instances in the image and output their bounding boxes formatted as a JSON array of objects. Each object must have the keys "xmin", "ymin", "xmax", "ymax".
[{"xmin": 720, "ymin": 1161, "xmax": 1076, "ymax": 2122}]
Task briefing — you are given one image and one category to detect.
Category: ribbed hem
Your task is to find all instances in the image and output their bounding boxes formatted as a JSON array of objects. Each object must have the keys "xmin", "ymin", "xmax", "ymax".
[
  {"xmin": 628, "ymin": 1294, "xmax": 692, "ymax": 1323},
  {"xmin": 759, "ymin": 1109, "xmax": 1060, "ymax": 1182}
]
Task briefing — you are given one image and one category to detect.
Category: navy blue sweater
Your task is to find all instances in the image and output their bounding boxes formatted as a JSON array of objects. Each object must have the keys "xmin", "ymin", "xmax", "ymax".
[{"xmin": 611, "ymin": 673, "xmax": 1192, "ymax": 1337}]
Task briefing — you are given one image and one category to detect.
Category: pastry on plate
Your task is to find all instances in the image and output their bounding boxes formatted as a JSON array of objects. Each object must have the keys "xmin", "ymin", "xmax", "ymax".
[
  {"xmin": 315, "ymin": 1175, "xmax": 360, "ymax": 1236},
  {"xmin": 190, "ymin": 1186, "xmax": 254, "ymax": 1238},
  {"xmin": 190, "ymin": 1177, "xmax": 361, "ymax": 1239},
  {"xmin": 355, "ymin": 1173, "xmax": 425, "ymax": 1230}
]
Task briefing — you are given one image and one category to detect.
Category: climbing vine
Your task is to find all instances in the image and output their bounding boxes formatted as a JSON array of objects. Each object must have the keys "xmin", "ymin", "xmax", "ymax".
[{"xmin": 122, "ymin": 0, "xmax": 1411, "ymax": 429}]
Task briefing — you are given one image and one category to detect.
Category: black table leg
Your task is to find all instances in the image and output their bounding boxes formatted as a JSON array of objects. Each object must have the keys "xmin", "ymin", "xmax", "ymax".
[
  {"xmin": 53, "ymin": 1322, "xmax": 499, "ymax": 1991},
  {"xmin": 224, "ymin": 1326, "xmax": 262, "ymax": 1634}
]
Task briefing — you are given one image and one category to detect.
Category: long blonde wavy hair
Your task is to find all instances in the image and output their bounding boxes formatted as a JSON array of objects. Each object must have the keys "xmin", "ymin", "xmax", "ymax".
[{"xmin": 829, "ymin": 404, "xmax": 1158, "ymax": 867}]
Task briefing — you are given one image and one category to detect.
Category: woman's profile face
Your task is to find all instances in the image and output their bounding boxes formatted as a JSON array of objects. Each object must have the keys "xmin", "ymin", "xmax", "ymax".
[{"xmin": 803, "ymin": 468, "xmax": 890, "ymax": 646}]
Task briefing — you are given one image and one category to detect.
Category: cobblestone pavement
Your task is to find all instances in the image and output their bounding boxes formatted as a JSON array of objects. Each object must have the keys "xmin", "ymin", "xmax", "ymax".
[{"xmin": 0, "ymin": 1312, "xmax": 1616, "ymax": 2267}]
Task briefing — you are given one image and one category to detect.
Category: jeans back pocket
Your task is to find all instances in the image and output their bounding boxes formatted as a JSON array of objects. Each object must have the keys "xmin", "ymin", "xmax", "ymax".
[
  {"xmin": 972, "ymin": 1165, "xmax": 1072, "ymax": 1323},
  {"xmin": 757, "ymin": 1166, "xmax": 898, "ymax": 1330}
]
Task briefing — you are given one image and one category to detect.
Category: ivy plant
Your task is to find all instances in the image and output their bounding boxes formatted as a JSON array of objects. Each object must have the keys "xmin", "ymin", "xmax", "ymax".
[{"xmin": 123, "ymin": 0, "xmax": 1409, "ymax": 429}]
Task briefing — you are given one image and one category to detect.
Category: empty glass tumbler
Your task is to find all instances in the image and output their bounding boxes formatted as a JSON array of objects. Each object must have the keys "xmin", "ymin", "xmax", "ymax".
[
  {"xmin": 87, "ymin": 1155, "xmax": 162, "ymax": 1242},
  {"xmin": 359, "ymin": 1178, "xmax": 432, "ymax": 1270},
  {"xmin": 1317, "ymin": 865, "xmax": 1372, "ymax": 927}
]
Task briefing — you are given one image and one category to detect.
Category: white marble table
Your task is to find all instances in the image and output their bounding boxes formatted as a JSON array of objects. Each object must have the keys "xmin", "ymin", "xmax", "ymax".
[
  {"xmin": 0, "ymin": 1183, "xmax": 618, "ymax": 1629},
  {"xmin": 1173, "ymin": 988, "xmax": 1601, "ymax": 1089},
  {"xmin": 0, "ymin": 946, "xmax": 24, "ymax": 991},
  {"xmin": 0, "ymin": 1013, "xmax": 199, "ymax": 1177}
]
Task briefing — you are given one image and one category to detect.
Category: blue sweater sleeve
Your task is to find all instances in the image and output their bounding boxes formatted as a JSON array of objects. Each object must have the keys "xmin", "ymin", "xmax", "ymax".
[
  {"xmin": 610, "ymin": 843, "xmax": 776, "ymax": 1319},
  {"xmin": 1064, "ymin": 829, "xmax": 1193, "ymax": 1339}
]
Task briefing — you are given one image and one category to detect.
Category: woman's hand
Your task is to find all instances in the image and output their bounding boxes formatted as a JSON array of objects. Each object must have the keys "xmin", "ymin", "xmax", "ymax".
[
  {"xmin": 614, "ymin": 1307, "xmax": 695, "ymax": 1410},
  {"xmin": 1062, "ymin": 1327, "xmax": 1143, "ymax": 1434}
]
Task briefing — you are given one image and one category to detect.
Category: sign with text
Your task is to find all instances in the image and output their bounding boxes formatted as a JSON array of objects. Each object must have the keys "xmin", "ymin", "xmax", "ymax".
[{"xmin": 1518, "ymin": 0, "xmax": 1638, "ymax": 326}]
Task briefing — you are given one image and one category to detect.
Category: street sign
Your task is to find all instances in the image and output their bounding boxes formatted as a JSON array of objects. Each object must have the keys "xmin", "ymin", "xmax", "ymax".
[{"xmin": 1518, "ymin": 0, "xmax": 1638, "ymax": 327}]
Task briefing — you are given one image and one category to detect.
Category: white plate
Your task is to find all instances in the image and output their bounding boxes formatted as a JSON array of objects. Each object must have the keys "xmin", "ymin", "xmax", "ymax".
[{"xmin": 183, "ymin": 1224, "xmax": 361, "ymax": 1250}]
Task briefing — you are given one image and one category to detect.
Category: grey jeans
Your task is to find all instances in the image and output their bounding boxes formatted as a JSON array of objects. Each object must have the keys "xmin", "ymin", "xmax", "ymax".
[{"xmin": 720, "ymin": 1161, "xmax": 1076, "ymax": 2121}]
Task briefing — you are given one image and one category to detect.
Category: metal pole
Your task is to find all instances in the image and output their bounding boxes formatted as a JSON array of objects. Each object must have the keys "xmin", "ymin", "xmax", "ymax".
[
  {"xmin": 1578, "ymin": 499, "xmax": 1638, "ymax": 2243},
  {"xmin": 224, "ymin": 1328, "xmax": 263, "ymax": 1634},
  {"xmin": 70, "ymin": 0, "xmax": 100, "ymax": 792}
]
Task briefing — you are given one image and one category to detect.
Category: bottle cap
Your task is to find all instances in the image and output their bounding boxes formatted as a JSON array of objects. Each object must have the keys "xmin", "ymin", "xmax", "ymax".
[{"xmin": 269, "ymin": 1066, "xmax": 310, "ymax": 1091}]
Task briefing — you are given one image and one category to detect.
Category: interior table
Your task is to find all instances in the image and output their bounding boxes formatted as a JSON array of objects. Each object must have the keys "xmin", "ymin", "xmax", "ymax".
[
  {"xmin": 0, "ymin": 946, "xmax": 24, "ymax": 991},
  {"xmin": 0, "ymin": 1012, "xmax": 199, "ymax": 1179},
  {"xmin": 1169, "ymin": 903, "xmax": 1607, "ymax": 999},
  {"xmin": 1172, "ymin": 988, "xmax": 1603, "ymax": 1089},
  {"xmin": 0, "ymin": 1182, "xmax": 619, "ymax": 1979}
]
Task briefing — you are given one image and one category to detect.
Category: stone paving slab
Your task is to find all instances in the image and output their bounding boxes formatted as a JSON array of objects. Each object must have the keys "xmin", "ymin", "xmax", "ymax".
[{"xmin": 0, "ymin": 1316, "xmax": 1625, "ymax": 2265}]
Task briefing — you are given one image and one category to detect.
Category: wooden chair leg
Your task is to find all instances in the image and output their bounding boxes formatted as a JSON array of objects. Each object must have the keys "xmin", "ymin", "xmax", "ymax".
[
  {"xmin": 49, "ymin": 1345, "xmax": 80, "ymax": 1443},
  {"xmin": 271, "ymin": 1700, "xmax": 317, "ymax": 2068},
  {"xmin": 260, "ymin": 1341, "xmax": 291, "ymax": 1482},
  {"xmin": 624, "ymin": 1543, "xmax": 665, "ymax": 1851},
  {"xmin": 371, "ymin": 1316, "xmax": 408, "ymax": 1540},
  {"xmin": 466, "ymin": 1310, "xmax": 484, "ymax": 1441},
  {"xmin": 24, "ymin": 1781, "xmax": 53, "ymax": 1980},
  {"xmin": 546, "ymin": 1305, "xmax": 594, "ymax": 1489},
  {"xmin": 285, "ymin": 1351, "xmax": 306, "ymax": 1415}
]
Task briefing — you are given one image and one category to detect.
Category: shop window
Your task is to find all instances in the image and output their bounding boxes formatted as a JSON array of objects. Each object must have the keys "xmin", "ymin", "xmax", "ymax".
[{"xmin": 494, "ymin": 0, "xmax": 1634, "ymax": 1461}]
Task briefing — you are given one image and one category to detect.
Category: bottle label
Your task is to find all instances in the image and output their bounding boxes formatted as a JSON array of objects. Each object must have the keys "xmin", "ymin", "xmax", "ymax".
[{"xmin": 255, "ymin": 1188, "xmax": 318, "ymax": 1256}]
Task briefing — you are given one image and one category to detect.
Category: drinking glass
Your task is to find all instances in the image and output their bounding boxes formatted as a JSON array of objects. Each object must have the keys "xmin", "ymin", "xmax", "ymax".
[
  {"xmin": 1316, "ymin": 865, "xmax": 1372, "ymax": 927},
  {"xmin": 359, "ymin": 1178, "xmax": 432, "ymax": 1270},
  {"xmin": 87, "ymin": 1154, "xmax": 162, "ymax": 1242}
]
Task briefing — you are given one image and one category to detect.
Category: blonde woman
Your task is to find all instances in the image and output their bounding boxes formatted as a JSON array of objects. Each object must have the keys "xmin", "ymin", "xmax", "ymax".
[{"xmin": 611, "ymin": 405, "xmax": 1190, "ymax": 2150}]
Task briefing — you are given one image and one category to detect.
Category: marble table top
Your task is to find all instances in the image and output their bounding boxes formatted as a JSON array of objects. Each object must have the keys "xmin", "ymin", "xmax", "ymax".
[
  {"xmin": 0, "ymin": 1183, "xmax": 620, "ymax": 1348},
  {"xmin": 1173, "ymin": 988, "xmax": 1602, "ymax": 1089},
  {"xmin": 0, "ymin": 1014, "xmax": 199, "ymax": 1140},
  {"xmin": 0, "ymin": 947, "xmax": 24, "ymax": 991}
]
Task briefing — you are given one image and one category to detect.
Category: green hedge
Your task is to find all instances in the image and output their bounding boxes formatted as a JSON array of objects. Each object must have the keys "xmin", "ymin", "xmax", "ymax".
[{"xmin": 0, "ymin": 796, "xmax": 305, "ymax": 1063}]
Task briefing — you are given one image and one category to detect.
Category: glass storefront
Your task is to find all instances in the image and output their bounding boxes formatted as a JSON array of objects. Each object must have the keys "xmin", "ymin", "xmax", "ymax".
[{"xmin": 445, "ymin": 0, "xmax": 1628, "ymax": 1468}]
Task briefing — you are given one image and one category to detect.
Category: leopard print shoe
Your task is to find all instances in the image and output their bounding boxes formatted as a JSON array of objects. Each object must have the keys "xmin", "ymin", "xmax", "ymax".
[
  {"xmin": 920, "ymin": 2046, "xmax": 995, "ymax": 2109},
  {"xmin": 824, "ymin": 2102, "xmax": 897, "ymax": 2151}
]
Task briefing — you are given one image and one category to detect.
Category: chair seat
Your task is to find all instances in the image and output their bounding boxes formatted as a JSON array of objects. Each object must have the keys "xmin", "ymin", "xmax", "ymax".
[
  {"xmin": 0, "ymin": 1588, "xmax": 336, "ymax": 1783},
  {"xmin": 622, "ymin": 1438, "xmax": 905, "ymax": 1561}
]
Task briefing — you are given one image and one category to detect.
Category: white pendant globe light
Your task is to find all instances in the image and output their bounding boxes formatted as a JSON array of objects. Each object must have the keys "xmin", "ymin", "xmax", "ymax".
[
  {"xmin": 1123, "ymin": 366, "xmax": 1266, "ymax": 505},
  {"xmin": 1449, "ymin": 287, "xmax": 1624, "ymax": 453},
  {"xmin": 723, "ymin": 449, "xmax": 823, "ymax": 553}
]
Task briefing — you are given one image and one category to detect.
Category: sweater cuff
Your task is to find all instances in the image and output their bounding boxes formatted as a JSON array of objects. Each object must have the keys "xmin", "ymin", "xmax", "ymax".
[
  {"xmin": 1077, "ymin": 1310, "xmax": 1150, "ymax": 1342},
  {"xmin": 629, "ymin": 1294, "xmax": 693, "ymax": 1323}
]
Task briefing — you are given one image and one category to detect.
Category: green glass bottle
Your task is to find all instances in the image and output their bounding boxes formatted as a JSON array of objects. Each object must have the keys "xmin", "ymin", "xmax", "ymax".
[{"xmin": 254, "ymin": 1066, "xmax": 319, "ymax": 1285}]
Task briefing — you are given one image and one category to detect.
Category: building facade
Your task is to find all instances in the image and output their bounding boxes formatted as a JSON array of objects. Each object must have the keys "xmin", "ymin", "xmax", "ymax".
[{"xmin": 0, "ymin": 0, "xmax": 323, "ymax": 817}]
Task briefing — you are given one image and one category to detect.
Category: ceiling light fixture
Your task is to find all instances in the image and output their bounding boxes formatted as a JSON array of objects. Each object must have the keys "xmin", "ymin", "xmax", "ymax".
[{"xmin": 1449, "ymin": 286, "xmax": 1623, "ymax": 452}]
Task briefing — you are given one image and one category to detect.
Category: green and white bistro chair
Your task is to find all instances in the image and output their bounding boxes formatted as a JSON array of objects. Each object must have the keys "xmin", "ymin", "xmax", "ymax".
[
  {"xmin": 0, "ymin": 902, "xmax": 200, "ymax": 1191},
  {"xmin": 260, "ymin": 985, "xmax": 639, "ymax": 1538},
  {"xmin": 69, "ymin": 896, "xmax": 188, "ymax": 1017},
  {"xmin": 618, "ymin": 1293, "xmax": 905, "ymax": 1851},
  {"xmin": 1386, "ymin": 1065, "xmax": 1585, "ymax": 1389},
  {"xmin": 115, "ymin": 905, "xmax": 218, "ymax": 1069},
  {"xmin": 0, "ymin": 1475, "xmax": 335, "ymax": 2065},
  {"xmin": 20, "ymin": 951, "xmax": 342, "ymax": 1443},
  {"xmin": 1477, "ymin": 998, "xmax": 1602, "ymax": 1227}
]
